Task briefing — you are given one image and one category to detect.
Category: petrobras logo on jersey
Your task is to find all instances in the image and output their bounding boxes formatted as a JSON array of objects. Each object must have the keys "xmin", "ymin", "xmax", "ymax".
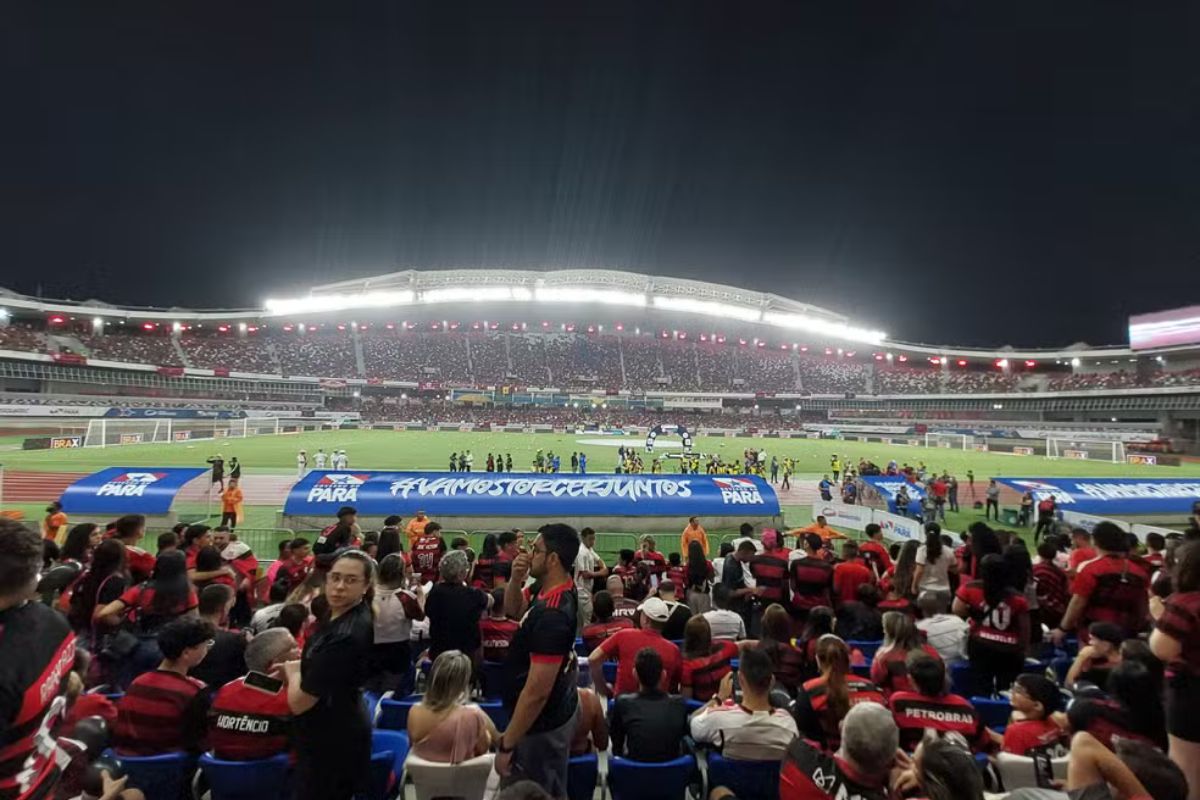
[
  {"xmin": 388, "ymin": 475, "xmax": 695, "ymax": 502},
  {"xmin": 712, "ymin": 477, "xmax": 763, "ymax": 505},
  {"xmin": 96, "ymin": 472, "xmax": 169, "ymax": 497},
  {"xmin": 307, "ymin": 473, "xmax": 371, "ymax": 504}
]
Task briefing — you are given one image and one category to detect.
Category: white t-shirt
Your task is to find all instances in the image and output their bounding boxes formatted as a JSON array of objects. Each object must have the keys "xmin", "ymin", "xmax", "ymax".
[
  {"xmin": 689, "ymin": 703, "xmax": 798, "ymax": 746},
  {"xmin": 315, "ymin": 452, "xmax": 327, "ymax": 468},
  {"xmin": 297, "ymin": 453, "xmax": 307, "ymax": 466},
  {"xmin": 575, "ymin": 545, "xmax": 599, "ymax": 599},
  {"xmin": 915, "ymin": 545, "xmax": 956, "ymax": 592},
  {"xmin": 702, "ymin": 609, "xmax": 747, "ymax": 641},
  {"xmin": 916, "ymin": 613, "xmax": 968, "ymax": 663}
]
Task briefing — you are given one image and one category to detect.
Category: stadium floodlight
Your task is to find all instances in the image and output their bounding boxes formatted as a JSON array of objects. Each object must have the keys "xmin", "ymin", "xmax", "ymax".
[
  {"xmin": 264, "ymin": 289, "xmax": 416, "ymax": 315},
  {"xmin": 761, "ymin": 311, "xmax": 886, "ymax": 345},
  {"xmin": 534, "ymin": 287, "xmax": 647, "ymax": 307},
  {"xmin": 651, "ymin": 295, "xmax": 762, "ymax": 322},
  {"xmin": 421, "ymin": 286, "xmax": 532, "ymax": 304}
]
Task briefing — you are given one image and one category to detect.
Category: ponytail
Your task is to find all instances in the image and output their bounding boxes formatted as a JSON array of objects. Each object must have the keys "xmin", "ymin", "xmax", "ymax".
[{"xmin": 816, "ymin": 635, "xmax": 851, "ymax": 723}]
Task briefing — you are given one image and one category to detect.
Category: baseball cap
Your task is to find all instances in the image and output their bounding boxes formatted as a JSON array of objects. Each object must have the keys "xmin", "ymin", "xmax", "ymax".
[{"xmin": 638, "ymin": 597, "xmax": 671, "ymax": 622}]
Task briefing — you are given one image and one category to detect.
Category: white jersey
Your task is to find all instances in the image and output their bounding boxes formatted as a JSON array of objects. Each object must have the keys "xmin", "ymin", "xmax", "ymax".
[
  {"xmin": 315, "ymin": 452, "xmax": 328, "ymax": 468},
  {"xmin": 297, "ymin": 453, "xmax": 307, "ymax": 467}
]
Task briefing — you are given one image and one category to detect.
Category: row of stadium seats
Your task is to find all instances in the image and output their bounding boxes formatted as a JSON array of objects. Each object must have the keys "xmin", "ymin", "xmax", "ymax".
[{"xmin": 5, "ymin": 324, "xmax": 1200, "ymax": 393}]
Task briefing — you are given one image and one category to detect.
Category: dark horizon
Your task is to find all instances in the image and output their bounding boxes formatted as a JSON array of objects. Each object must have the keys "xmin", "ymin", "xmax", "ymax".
[{"xmin": 3, "ymin": 1, "xmax": 1198, "ymax": 349}]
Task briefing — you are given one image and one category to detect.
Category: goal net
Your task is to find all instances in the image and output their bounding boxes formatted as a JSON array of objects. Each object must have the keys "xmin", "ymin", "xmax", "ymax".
[
  {"xmin": 924, "ymin": 432, "xmax": 969, "ymax": 450},
  {"xmin": 1046, "ymin": 437, "xmax": 1126, "ymax": 463},
  {"xmin": 84, "ymin": 419, "xmax": 173, "ymax": 448}
]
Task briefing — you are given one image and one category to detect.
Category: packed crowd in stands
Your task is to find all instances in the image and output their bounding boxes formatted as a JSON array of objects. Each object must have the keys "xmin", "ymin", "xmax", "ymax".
[
  {"xmin": 8, "ymin": 497, "xmax": 1200, "ymax": 800},
  {"xmin": 79, "ymin": 333, "xmax": 183, "ymax": 366},
  {"xmin": 5, "ymin": 324, "xmax": 1200, "ymax": 394},
  {"xmin": 180, "ymin": 334, "xmax": 277, "ymax": 373},
  {"xmin": 275, "ymin": 334, "xmax": 359, "ymax": 378}
]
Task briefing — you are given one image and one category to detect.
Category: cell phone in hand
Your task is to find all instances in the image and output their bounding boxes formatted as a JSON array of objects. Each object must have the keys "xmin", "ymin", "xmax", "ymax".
[{"xmin": 244, "ymin": 670, "xmax": 284, "ymax": 695}]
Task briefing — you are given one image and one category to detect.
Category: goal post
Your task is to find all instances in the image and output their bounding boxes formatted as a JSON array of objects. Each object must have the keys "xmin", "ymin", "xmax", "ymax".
[
  {"xmin": 924, "ymin": 432, "xmax": 969, "ymax": 451},
  {"xmin": 83, "ymin": 419, "xmax": 174, "ymax": 448},
  {"xmin": 1045, "ymin": 437, "xmax": 1126, "ymax": 463}
]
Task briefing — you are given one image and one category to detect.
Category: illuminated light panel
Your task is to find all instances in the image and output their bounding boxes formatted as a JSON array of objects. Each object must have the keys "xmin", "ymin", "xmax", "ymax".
[
  {"xmin": 422, "ymin": 286, "xmax": 531, "ymax": 304},
  {"xmin": 761, "ymin": 311, "xmax": 886, "ymax": 345},
  {"xmin": 535, "ymin": 287, "xmax": 647, "ymax": 307},
  {"xmin": 651, "ymin": 295, "xmax": 760, "ymax": 322}
]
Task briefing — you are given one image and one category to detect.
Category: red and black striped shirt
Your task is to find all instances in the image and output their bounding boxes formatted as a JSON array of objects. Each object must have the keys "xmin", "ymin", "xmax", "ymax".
[
  {"xmin": 113, "ymin": 670, "xmax": 209, "ymax": 755},
  {"xmin": 765, "ymin": 640, "xmax": 807, "ymax": 693},
  {"xmin": 681, "ymin": 641, "xmax": 738, "ymax": 702},
  {"xmin": 1033, "ymin": 561, "xmax": 1070, "ymax": 617},
  {"xmin": 1072, "ymin": 555, "xmax": 1151, "ymax": 641},
  {"xmin": 207, "ymin": 677, "xmax": 291, "ymax": 761},
  {"xmin": 749, "ymin": 551, "xmax": 790, "ymax": 605},
  {"xmin": 789, "ymin": 557, "xmax": 834, "ymax": 614},
  {"xmin": 889, "ymin": 690, "xmax": 989, "ymax": 752},
  {"xmin": 581, "ymin": 617, "xmax": 634, "ymax": 653}
]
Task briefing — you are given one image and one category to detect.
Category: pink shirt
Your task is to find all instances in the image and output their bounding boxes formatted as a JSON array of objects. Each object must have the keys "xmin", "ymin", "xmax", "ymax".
[{"xmin": 410, "ymin": 705, "xmax": 490, "ymax": 764}]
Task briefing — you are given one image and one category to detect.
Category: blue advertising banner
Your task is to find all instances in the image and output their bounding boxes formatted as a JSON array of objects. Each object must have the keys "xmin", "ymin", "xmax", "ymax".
[
  {"xmin": 60, "ymin": 467, "xmax": 208, "ymax": 515},
  {"xmin": 103, "ymin": 408, "xmax": 246, "ymax": 419},
  {"xmin": 993, "ymin": 477, "xmax": 1200, "ymax": 516},
  {"xmin": 283, "ymin": 471, "xmax": 781, "ymax": 518},
  {"xmin": 860, "ymin": 476, "xmax": 925, "ymax": 517}
]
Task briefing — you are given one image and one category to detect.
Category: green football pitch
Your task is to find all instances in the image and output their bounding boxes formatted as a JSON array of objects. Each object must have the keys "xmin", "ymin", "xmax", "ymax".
[
  {"xmin": 3, "ymin": 430, "xmax": 1194, "ymax": 543},
  {"xmin": 2, "ymin": 428, "xmax": 1196, "ymax": 478}
]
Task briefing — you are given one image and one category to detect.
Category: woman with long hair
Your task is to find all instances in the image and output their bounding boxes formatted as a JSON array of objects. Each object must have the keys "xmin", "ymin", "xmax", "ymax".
[
  {"xmin": 377, "ymin": 525, "xmax": 404, "ymax": 563},
  {"xmin": 901, "ymin": 738, "xmax": 985, "ymax": 800},
  {"xmin": 953, "ymin": 553, "xmax": 1030, "ymax": 695},
  {"xmin": 871, "ymin": 611, "xmax": 940, "ymax": 696},
  {"xmin": 472, "ymin": 533, "xmax": 501, "ymax": 589},
  {"xmin": 67, "ymin": 538, "xmax": 128, "ymax": 642},
  {"xmin": 1066, "ymin": 660, "xmax": 1168, "ymax": 752},
  {"xmin": 60, "ymin": 522, "xmax": 101, "ymax": 566},
  {"xmin": 881, "ymin": 541, "xmax": 920, "ymax": 615},
  {"xmin": 278, "ymin": 549, "xmax": 377, "ymax": 800},
  {"xmin": 793, "ymin": 635, "xmax": 885, "ymax": 751},
  {"xmin": 684, "ymin": 539, "xmax": 713, "ymax": 614},
  {"xmin": 370, "ymin": 552, "xmax": 424, "ymax": 695},
  {"xmin": 761, "ymin": 603, "xmax": 806, "ymax": 695},
  {"xmin": 913, "ymin": 523, "xmax": 958, "ymax": 611},
  {"xmin": 961, "ymin": 522, "xmax": 1002, "ymax": 580},
  {"xmin": 408, "ymin": 650, "xmax": 498, "ymax": 763}
]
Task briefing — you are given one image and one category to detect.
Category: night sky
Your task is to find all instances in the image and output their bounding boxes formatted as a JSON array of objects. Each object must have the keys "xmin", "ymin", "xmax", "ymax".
[{"xmin": 3, "ymin": 1, "xmax": 1198, "ymax": 348}]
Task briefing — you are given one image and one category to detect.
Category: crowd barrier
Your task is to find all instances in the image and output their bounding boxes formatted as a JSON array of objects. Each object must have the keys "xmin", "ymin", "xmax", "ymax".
[
  {"xmin": 1058, "ymin": 510, "xmax": 1178, "ymax": 543},
  {"xmin": 808, "ymin": 501, "xmax": 954, "ymax": 542}
]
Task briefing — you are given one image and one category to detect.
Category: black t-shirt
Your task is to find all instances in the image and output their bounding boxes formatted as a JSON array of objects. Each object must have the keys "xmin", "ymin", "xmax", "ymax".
[
  {"xmin": 833, "ymin": 602, "xmax": 883, "ymax": 641},
  {"xmin": 722, "ymin": 557, "xmax": 748, "ymax": 612},
  {"xmin": 192, "ymin": 628, "xmax": 248, "ymax": 691},
  {"xmin": 609, "ymin": 691, "xmax": 689, "ymax": 762},
  {"xmin": 505, "ymin": 581, "xmax": 579, "ymax": 735},
  {"xmin": 0, "ymin": 601, "xmax": 75, "ymax": 800},
  {"xmin": 297, "ymin": 602, "xmax": 374, "ymax": 750},
  {"xmin": 662, "ymin": 602, "xmax": 691, "ymax": 641},
  {"xmin": 426, "ymin": 583, "xmax": 490, "ymax": 659}
]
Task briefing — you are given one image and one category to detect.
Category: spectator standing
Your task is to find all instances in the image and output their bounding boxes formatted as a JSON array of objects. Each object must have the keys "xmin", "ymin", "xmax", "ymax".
[
  {"xmin": 66, "ymin": 538, "xmax": 128, "ymax": 649},
  {"xmin": 113, "ymin": 513, "xmax": 156, "ymax": 583},
  {"xmin": 749, "ymin": 529, "xmax": 791, "ymax": 615},
  {"xmin": 208, "ymin": 628, "xmax": 299, "ymax": 761},
  {"xmin": 789, "ymin": 533, "xmax": 835, "ymax": 628},
  {"xmin": 574, "ymin": 528, "xmax": 607, "ymax": 630},
  {"xmin": 1033, "ymin": 539, "xmax": 1070, "ymax": 631},
  {"xmin": 681, "ymin": 516, "xmax": 709, "ymax": 557},
  {"xmin": 1150, "ymin": 539, "xmax": 1200, "ymax": 799},
  {"xmin": 371, "ymin": 553, "xmax": 423, "ymax": 694},
  {"xmin": 1066, "ymin": 527, "xmax": 1098, "ymax": 577},
  {"xmin": 405, "ymin": 511, "xmax": 430, "ymax": 549},
  {"xmin": 412, "ymin": 522, "xmax": 448, "ymax": 585},
  {"xmin": 43, "ymin": 500, "xmax": 69, "ymax": 545},
  {"xmin": 703, "ymin": 583, "xmax": 748, "ymax": 641},
  {"xmin": 683, "ymin": 540, "xmax": 714, "ymax": 614},
  {"xmin": 609, "ymin": 648, "xmax": 690, "ymax": 762},
  {"xmin": 480, "ymin": 588, "xmax": 520, "ymax": 663},
  {"xmin": 912, "ymin": 523, "xmax": 957, "ymax": 612},
  {"xmin": 276, "ymin": 551, "xmax": 376, "ymax": 800},
  {"xmin": 1055, "ymin": 522, "xmax": 1151, "ymax": 645},
  {"xmin": 425, "ymin": 550, "xmax": 491, "ymax": 663},
  {"xmin": 113, "ymin": 616, "xmax": 215, "ymax": 755},
  {"xmin": 496, "ymin": 525, "xmax": 581, "ymax": 795},
  {"xmin": 859, "ymin": 524, "xmax": 893, "ymax": 577},
  {"xmin": 721, "ymin": 540, "xmax": 759, "ymax": 627},
  {"xmin": 832, "ymin": 541, "xmax": 875, "ymax": 606},
  {"xmin": 954, "ymin": 554, "xmax": 1030, "ymax": 695},
  {"xmin": 0, "ymin": 521, "xmax": 77, "ymax": 800}
]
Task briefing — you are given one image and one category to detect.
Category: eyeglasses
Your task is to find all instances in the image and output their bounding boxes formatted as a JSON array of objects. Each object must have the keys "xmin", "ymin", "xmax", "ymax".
[{"xmin": 327, "ymin": 573, "xmax": 364, "ymax": 586}]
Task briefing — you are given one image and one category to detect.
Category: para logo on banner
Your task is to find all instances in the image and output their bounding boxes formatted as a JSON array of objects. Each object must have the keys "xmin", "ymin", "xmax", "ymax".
[
  {"xmin": 1128, "ymin": 454, "xmax": 1158, "ymax": 466},
  {"xmin": 97, "ymin": 472, "xmax": 168, "ymax": 498},
  {"xmin": 712, "ymin": 477, "xmax": 764, "ymax": 505},
  {"xmin": 307, "ymin": 473, "xmax": 371, "ymax": 504},
  {"xmin": 49, "ymin": 436, "xmax": 82, "ymax": 449}
]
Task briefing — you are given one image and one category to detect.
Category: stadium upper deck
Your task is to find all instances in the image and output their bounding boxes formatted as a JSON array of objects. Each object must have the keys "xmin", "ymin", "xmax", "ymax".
[{"xmin": 0, "ymin": 269, "xmax": 1197, "ymax": 397}]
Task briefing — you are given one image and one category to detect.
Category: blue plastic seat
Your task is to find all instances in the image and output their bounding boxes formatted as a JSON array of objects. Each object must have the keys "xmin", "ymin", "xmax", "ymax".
[
  {"xmin": 685, "ymin": 698, "xmax": 705, "ymax": 715},
  {"xmin": 371, "ymin": 729, "xmax": 410, "ymax": 781},
  {"xmin": 847, "ymin": 640, "xmax": 883, "ymax": 662},
  {"xmin": 608, "ymin": 754, "xmax": 696, "ymax": 800},
  {"xmin": 602, "ymin": 661, "xmax": 618, "ymax": 685},
  {"xmin": 362, "ymin": 690, "xmax": 381, "ymax": 720},
  {"xmin": 376, "ymin": 694, "xmax": 422, "ymax": 730},
  {"xmin": 352, "ymin": 749, "xmax": 394, "ymax": 800},
  {"xmin": 971, "ymin": 696, "xmax": 1013, "ymax": 730},
  {"xmin": 199, "ymin": 752, "xmax": 290, "ymax": 800},
  {"xmin": 706, "ymin": 752, "xmax": 781, "ymax": 800},
  {"xmin": 575, "ymin": 637, "xmax": 591, "ymax": 657},
  {"xmin": 108, "ymin": 750, "xmax": 193, "ymax": 800},
  {"xmin": 477, "ymin": 698, "xmax": 509, "ymax": 729},
  {"xmin": 567, "ymin": 751, "xmax": 599, "ymax": 800}
]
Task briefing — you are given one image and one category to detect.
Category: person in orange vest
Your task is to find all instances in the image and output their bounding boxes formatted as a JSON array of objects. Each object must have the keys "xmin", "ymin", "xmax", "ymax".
[
  {"xmin": 220, "ymin": 478, "xmax": 244, "ymax": 529},
  {"xmin": 680, "ymin": 516, "xmax": 709, "ymax": 557},
  {"xmin": 787, "ymin": 515, "xmax": 847, "ymax": 546},
  {"xmin": 43, "ymin": 501, "xmax": 69, "ymax": 545},
  {"xmin": 405, "ymin": 511, "xmax": 430, "ymax": 548}
]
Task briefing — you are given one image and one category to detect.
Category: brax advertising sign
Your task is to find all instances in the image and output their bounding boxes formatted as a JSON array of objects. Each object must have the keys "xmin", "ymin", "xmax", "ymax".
[
  {"xmin": 993, "ymin": 477, "xmax": 1200, "ymax": 516},
  {"xmin": 60, "ymin": 467, "xmax": 208, "ymax": 515},
  {"xmin": 284, "ymin": 471, "xmax": 781, "ymax": 517}
]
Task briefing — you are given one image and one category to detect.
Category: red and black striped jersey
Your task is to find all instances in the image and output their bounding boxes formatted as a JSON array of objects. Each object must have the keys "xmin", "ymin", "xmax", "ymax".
[
  {"xmin": 208, "ymin": 676, "xmax": 292, "ymax": 761},
  {"xmin": 749, "ymin": 551, "xmax": 790, "ymax": 604},
  {"xmin": 0, "ymin": 602, "xmax": 75, "ymax": 800},
  {"xmin": 889, "ymin": 690, "xmax": 989, "ymax": 752},
  {"xmin": 1072, "ymin": 555, "xmax": 1151, "ymax": 641},
  {"xmin": 681, "ymin": 641, "xmax": 738, "ymax": 702},
  {"xmin": 789, "ymin": 557, "xmax": 833, "ymax": 613},
  {"xmin": 780, "ymin": 737, "xmax": 889, "ymax": 800}
]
